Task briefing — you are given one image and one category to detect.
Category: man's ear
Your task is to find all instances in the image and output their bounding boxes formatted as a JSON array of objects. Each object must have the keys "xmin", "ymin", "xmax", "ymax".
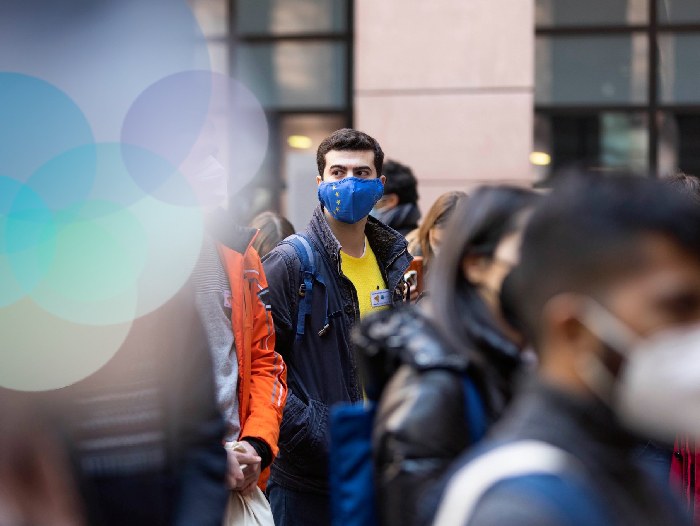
[
  {"xmin": 316, "ymin": 175, "xmax": 323, "ymax": 186},
  {"xmin": 380, "ymin": 175, "xmax": 386, "ymax": 185},
  {"xmin": 541, "ymin": 293, "xmax": 597, "ymax": 354}
]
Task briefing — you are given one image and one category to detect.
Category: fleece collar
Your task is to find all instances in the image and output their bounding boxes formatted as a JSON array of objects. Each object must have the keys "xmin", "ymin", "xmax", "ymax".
[{"xmin": 306, "ymin": 205, "xmax": 408, "ymax": 269}]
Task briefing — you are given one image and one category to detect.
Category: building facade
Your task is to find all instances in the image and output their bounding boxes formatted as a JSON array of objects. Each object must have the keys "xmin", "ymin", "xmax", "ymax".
[{"xmin": 192, "ymin": 0, "xmax": 700, "ymax": 221}]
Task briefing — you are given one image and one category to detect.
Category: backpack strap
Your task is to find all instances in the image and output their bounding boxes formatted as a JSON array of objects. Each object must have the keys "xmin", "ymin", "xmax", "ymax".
[
  {"xmin": 280, "ymin": 234, "xmax": 329, "ymax": 341},
  {"xmin": 433, "ymin": 440, "xmax": 607, "ymax": 526},
  {"xmin": 460, "ymin": 375, "xmax": 487, "ymax": 444}
]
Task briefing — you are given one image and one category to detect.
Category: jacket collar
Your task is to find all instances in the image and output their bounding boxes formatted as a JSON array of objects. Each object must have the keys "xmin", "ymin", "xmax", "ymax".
[
  {"xmin": 372, "ymin": 202, "xmax": 421, "ymax": 232},
  {"xmin": 307, "ymin": 205, "xmax": 408, "ymax": 268}
]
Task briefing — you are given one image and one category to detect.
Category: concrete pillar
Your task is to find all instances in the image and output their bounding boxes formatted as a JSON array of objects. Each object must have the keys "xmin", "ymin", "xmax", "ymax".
[{"xmin": 354, "ymin": 0, "xmax": 535, "ymax": 212}]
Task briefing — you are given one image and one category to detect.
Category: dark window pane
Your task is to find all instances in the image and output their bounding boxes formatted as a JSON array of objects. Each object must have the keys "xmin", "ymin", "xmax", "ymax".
[
  {"xmin": 657, "ymin": 0, "xmax": 700, "ymax": 24},
  {"xmin": 534, "ymin": 112, "xmax": 649, "ymax": 180},
  {"xmin": 236, "ymin": 0, "xmax": 347, "ymax": 35},
  {"xmin": 234, "ymin": 41, "xmax": 346, "ymax": 109},
  {"xmin": 659, "ymin": 34, "xmax": 700, "ymax": 104},
  {"xmin": 536, "ymin": 35, "xmax": 648, "ymax": 104},
  {"xmin": 536, "ymin": 0, "xmax": 648, "ymax": 27},
  {"xmin": 659, "ymin": 112, "xmax": 700, "ymax": 176}
]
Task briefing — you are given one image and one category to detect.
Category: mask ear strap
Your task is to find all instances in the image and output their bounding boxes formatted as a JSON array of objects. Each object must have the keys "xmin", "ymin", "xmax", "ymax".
[
  {"xmin": 575, "ymin": 350, "xmax": 618, "ymax": 402},
  {"xmin": 579, "ymin": 299, "xmax": 639, "ymax": 358},
  {"xmin": 575, "ymin": 299, "xmax": 640, "ymax": 403}
]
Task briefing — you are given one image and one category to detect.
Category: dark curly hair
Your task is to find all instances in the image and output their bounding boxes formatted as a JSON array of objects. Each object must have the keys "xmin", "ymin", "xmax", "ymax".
[{"xmin": 316, "ymin": 128, "xmax": 384, "ymax": 178}]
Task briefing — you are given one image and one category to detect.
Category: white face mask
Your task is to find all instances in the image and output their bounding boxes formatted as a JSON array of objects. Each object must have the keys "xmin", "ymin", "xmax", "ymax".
[
  {"xmin": 189, "ymin": 154, "xmax": 228, "ymax": 210},
  {"xmin": 578, "ymin": 299, "xmax": 700, "ymax": 442}
]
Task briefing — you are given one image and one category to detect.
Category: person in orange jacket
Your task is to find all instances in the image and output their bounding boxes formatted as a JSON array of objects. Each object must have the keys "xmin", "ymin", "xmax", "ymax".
[{"xmin": 193, "ymin": 200, "xmax": 287, "ymax": 494}]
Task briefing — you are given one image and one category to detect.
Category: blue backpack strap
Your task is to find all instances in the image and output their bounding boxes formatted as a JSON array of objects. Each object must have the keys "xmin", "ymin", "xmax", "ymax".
[
  {"xmin": 433, "ymin": 440, "xmax": 613, "ymax": 525},
  {"xmin": 508, "ymin": 474, "xmax": 613, "ymax": 525},
  {"xmin": 280, "ymin": 234, "xmax": 329, "ymax": 341},
  {"xmin": 461, "ymin": 374, "xmax": 488, "ymax": 444}
]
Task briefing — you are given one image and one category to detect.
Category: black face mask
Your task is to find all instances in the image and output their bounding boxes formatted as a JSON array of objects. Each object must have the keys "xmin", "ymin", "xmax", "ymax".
[{"xmin": 498, "ymin": 270, "xmax": 523, "ymax": 336}]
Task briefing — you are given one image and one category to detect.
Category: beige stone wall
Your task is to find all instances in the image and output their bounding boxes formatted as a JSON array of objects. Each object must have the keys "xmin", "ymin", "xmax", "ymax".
[{"xmin": 354, "ymin": 0, "xmax": 535, "ymax": 213}]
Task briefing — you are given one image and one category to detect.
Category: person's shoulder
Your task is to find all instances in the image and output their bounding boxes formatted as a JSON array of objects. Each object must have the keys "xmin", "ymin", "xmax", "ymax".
[
  {"xmin": 435, "ymin": 439, "xmax": 611, "ymax": 526},
  {"xmin": 463, "ymin": 475, "xmax": 570, "ymax": 526},
  {"xmin": 363, "ymin": 306, "xmax": 468, "ymax": 370},
  {"xmin": 355, "ymin": 306, "xmax": 469, "ymax": 400}
]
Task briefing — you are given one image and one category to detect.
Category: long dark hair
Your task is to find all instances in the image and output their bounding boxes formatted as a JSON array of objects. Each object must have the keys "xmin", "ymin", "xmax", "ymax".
[{"xmin": 429, "ymin": 186, "xmax": 539, "ymax": 363}]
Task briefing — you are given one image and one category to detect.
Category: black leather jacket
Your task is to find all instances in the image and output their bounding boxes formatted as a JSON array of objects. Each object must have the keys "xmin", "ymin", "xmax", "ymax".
[{"xmin": 354, "ymin": 306, "xmax": 522, "ymax": 526}]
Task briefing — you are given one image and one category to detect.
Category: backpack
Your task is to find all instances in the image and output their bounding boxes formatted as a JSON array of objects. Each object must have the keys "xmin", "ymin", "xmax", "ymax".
[
  {"xmin": 328, "ymin": 374, "xmax": 488, "ymax": 526},
  {"xmin": 432, "ymin": 440, "xmax": 612, "ymax": 525},
  {"xmin": 280, "ymin": 233, "xmax": 329, "ymax": 341}
]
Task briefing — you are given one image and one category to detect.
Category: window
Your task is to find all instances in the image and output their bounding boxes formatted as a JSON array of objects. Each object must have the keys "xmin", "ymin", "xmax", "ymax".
[
  {"xmin": 535, "ymin": 0, "xmax": 700, "ymax": 180},
  {"xmin": 188, "ymin": 0, "xmax": 353, "ymax": 223}
]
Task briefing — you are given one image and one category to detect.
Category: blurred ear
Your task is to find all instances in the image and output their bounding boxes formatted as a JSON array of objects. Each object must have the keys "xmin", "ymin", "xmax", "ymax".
[
  {"xmin": 380, "ymin": 175, "xmax": 387, "ymax": 185},
  {"xmin": 316, "ymin": 175, "xmax": 323, "ymax": 186},
  {"xmin": 541, "ymin": 293, "xmax": 598, "ymax": 356}
]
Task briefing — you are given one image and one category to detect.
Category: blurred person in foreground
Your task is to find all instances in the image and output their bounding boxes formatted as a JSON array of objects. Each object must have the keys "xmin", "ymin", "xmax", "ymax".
[
  {"xmin": 665, "ymin": 171, "xmax": 700, "ymax": 524},
  {"xmin": 354, "ymin": 186, "xmax": 539, "ymax": 526},
  {"xmin": 407, "ymin": 191, "xmax": 467, "ymax": 277},
  {"xmin": 370, "ymin": 159, "xmax": 421, "ymax": 236},
  {"xmin": 59, "ymin": 282, "xmax": 228, "ymax": 526},
  {"xmin": 249, "ymin": 211, "xmax": 295, "ymax": 258},
  {"xmin": 189, "ymin": 152, "xmax": 287, "ymax": 503},
  {"xmin": 432, "ymin": 174, "xmax": 700, "ymax": 525},
  {"xmin": 0, "ymin": 392, "xmax": 86, "ymax": 525},
  {"xmin": 262, "ymin": 128, "xmax": 411, "ymax": 526}
]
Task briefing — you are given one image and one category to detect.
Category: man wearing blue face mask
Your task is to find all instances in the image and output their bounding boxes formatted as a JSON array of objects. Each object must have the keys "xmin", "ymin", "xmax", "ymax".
[{"xmin": 262, "ymin": 128, "xmax": 412, "ymax": 526}]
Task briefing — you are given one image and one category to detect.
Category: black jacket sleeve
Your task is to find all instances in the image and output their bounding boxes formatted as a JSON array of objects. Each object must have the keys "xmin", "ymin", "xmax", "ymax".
[
  {"xmin": 354, "ymin": 308, "xmax": 475, "ymax": 526},
  {"xmin": 373, "ymin": 366, "xmax": 471, "ymax": 526}
]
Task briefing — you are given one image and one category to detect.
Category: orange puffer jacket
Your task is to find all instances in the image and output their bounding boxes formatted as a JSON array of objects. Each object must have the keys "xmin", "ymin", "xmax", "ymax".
[{"xmin": 217, "ymin": 231, "xmax": 287, "ymax": 489}]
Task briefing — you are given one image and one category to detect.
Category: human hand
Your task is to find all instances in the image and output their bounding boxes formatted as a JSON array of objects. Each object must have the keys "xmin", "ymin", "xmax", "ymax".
[{"xmin": 225, "ymin": 442, "xmax": 261, "ymax": 493}]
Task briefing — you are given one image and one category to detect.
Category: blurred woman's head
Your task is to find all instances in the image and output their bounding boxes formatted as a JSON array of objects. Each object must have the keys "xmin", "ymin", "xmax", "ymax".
[
  {"xmin": 249, "ymin": 211, "xmax": 295, "ymax": 258},
  {"xmin": 429, "ymin": 186, "xmax": 539, "ymax": 358},
  {"xmin": 415, "ymin": 191, "xmax": 468, "ymax": 268}
]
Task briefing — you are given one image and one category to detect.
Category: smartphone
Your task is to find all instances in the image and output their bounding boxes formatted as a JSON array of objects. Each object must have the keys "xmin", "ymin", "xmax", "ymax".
[{"xmin": 405, "ymin": 256, "xmax": 424, "ymax": 296}]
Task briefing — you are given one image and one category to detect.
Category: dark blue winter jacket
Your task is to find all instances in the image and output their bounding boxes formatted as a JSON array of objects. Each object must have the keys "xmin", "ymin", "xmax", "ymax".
[{"xmin": 262, "ymin": 205, "xmax": 411, "ymax": 494}]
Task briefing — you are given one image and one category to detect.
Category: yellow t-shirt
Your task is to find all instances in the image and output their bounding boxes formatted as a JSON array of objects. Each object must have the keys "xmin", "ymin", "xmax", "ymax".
[{"xmin": 341, "ymin": 239, "xmax": 390, "ymax": 318}]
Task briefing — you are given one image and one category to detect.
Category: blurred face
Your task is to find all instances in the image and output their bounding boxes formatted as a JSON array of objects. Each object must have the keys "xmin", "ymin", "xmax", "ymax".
[
  {"xmin": 374, "ymin": 193, "xmax": 399, "ymax": 212},
  {"xmin": 464, "ymin": 230, "xmax": 524, "ymax": 342},
  {"xmin": 465, "ymin": 231, "xmax": 522, "ymax": 310},
  {"xmin": 540, "ymin": 235, "xmax": 700, "ymax": 397},
  {"xmin": 429, "ymin": 227, "xmax": 445, "ymax": 256},
  {"xmin": 594, "ymin": 236, "xmax": 700, "ymax": 342}
]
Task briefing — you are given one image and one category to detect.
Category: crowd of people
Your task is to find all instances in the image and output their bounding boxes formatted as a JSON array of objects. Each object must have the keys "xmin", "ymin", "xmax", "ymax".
[{"xmin": 4, "ymin": 128, "xmax": 700, "ymax": 526}]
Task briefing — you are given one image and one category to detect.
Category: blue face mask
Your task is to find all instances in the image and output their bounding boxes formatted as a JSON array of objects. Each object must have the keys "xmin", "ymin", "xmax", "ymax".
[{"xmin": 318, "ymin": 177, "xmax": 384, "ymax": 224}]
